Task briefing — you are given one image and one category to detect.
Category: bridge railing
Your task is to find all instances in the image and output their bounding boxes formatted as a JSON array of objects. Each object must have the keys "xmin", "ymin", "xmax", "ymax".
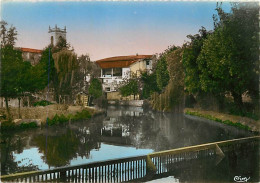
[
  {"xmin": 148, "ymin": 136, "xmax": 259, "ymax": 175},
  {"xmin": 1, "ymin": 136, "xmax": 259, "ymax": 182},
  {"xmin": 1, "ymin": 154, "xmax": 148, "ymax": 182}
]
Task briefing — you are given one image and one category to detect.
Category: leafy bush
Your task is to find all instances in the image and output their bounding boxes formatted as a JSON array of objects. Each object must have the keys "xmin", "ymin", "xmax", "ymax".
[
  {"xmin": 89, "ymin": 78, "xmax": 102, "ymax": 99},
  {"xmin": 47, "ymin": 114, "xmax": 69, "ymax": 126},
  {"xmin": 47, "ymin": 110, "xmax": 92, "ymax": 126},
  {"xmin": 20, "ymin": 122, "xmax": 38, "ymax": 129},
  {"xmin": 34, "ymin": 100, "xmax": 53, "ymax": 106},
  {"xmin": 1, "ymin": 121, "xmax": 38, "ymax": 131},
  {"xmin": 70, "ymin": 109, "xmax": 91, "ymax": 121},
  {"xmin": 1, "ymin": 121, "xmax": 16, "ymax": 131}
]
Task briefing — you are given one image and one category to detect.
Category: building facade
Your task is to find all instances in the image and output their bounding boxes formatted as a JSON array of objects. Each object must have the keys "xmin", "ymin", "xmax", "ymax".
[
  {"xmin": 20, "ymin": 47, "xmax": 42, "ymax": 66},
  {"xmin": 96, "ymin": 55, "xmax": 154, "ymax": 93}
]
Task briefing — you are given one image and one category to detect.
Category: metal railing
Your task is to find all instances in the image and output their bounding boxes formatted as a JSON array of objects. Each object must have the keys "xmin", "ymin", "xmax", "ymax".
[
  {"xmin": 1, "ymin": 136, "xmax": 259, "ymax": 182},
  {"xmin": 149, "ymin": 136, "xmax": 259, "ymax": 175}
]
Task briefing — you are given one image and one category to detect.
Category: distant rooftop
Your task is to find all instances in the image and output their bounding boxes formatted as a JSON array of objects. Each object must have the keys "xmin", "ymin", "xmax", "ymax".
[
  {"xmin": 96, "ymin": 55, "xmax": 153, "ymax": 69},
  {"xmin": 20, "ymin": 47, "xmax": 42, "ymax": 54}
]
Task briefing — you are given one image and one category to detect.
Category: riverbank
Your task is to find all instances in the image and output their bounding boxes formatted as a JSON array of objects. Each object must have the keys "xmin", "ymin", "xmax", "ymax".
[
  {"xmin": 184, "ymin": 108, "xmax": 259, "ymax": 133},
  {"xmin": 0, "ymin": 104, "xmax": 104, "ymax": 130},
  {"xmin": 107, "ymin": 100, "xmax": 144, "ymax": 107}
]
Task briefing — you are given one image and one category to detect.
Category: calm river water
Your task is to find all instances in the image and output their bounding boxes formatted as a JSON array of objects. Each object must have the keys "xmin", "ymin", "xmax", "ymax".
[{"xmin": 1, "ymin": 106, "xmax": 256, "ymax": 181}]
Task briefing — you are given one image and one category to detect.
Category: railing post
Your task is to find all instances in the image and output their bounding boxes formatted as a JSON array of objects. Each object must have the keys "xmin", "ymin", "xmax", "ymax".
[
  {"xmin": 145, "ymin": 155, "xmax": 156, "ymax": 179},
  {"xmin": 60, "ymin": 171, "xmax": 66, "ymax": 181}
]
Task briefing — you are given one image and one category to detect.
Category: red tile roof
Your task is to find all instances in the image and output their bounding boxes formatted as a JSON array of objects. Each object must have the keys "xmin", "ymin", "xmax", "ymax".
[
  {"xmin": 20, "ymin": 47, "xmax": 42, "ymax": 53},
  {"xmin": 96, "ymin": 55, "xmax": 153, "ymax": 68}
]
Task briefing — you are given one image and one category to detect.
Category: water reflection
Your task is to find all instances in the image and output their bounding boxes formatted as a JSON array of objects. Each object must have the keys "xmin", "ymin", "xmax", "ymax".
[{"xmin": 1, "ymin": 106, "xmax": 253, "ymax": 175}]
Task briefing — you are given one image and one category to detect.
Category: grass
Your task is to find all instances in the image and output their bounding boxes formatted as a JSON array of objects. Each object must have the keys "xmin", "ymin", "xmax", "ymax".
[
  {"xmin": 229, "ymin": 110, "xmax": 259, "ymax": 121},
  {"xmin": 46, "ymin": 109, "xmax": 92, "ymax": 126},
  {"xmin": 185, "ymin": 110, "xmax": 251, "ymax": 131}
]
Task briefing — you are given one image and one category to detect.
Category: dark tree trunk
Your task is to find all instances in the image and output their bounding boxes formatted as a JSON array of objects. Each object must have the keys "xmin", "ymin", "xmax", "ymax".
[
  {"xmin": 18, "ymin": 97, "xmax": 21, "ymax": 119},
  {"xmin": 4, "ymin": 97, "xmax": 11, "ymax": 121},
  {"xmin": 232, "ymin": 92, "xmax": 243, "ymax": 111}
]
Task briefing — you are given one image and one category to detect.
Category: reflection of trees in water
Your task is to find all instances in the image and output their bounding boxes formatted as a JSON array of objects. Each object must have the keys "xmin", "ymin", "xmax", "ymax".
[
  {"xmin": 32, "ymin": 124, "xmax": 102, "ymax": 167},
  {"xmin": 2, "ymin": 108, "xmax": 251, "ymax": 175},
  {"xmin": 114, "ymin": 110, "xmax": 172, "ymax": 151},
  {"xmin": 1, "ymin": 117, "xmax": 104, "ymax": 174},
  {"xmin": 137, "ymin": 111, "xmax": 171, "ymax": 151},
  {"xmin": 109, "ymin": 107, "xmax": 247, "ymax": 152},
  {"xmin": 1, "ymin": 132, "xmax": 38, "ymax": 175},
  {"xmin": 33, "ymin": 129, "xmax": 80, "ymax": 167},
  {"xmin": 76, "ymin": 122, "xmax": 102, "ymax": 158}
]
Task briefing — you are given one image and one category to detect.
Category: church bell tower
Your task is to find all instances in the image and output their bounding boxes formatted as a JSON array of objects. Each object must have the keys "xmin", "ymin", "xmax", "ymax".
[{"xmin": 48, "ymin": 25, "xmax": 67, "ymax": 46}]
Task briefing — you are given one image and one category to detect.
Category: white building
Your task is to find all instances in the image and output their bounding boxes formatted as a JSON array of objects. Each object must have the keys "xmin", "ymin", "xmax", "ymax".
[{"xmin": 96, "ymin": 55, "xmax": 154, "ymax": 93}]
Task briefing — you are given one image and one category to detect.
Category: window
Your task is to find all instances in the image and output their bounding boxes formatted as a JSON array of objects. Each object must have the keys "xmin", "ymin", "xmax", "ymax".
[
  {"xmin": 146, "ymin": 60, "xmax": 150, "ymax": 66},
  {"xmin": 103, "ymin": 69, "xmax": 112, "ymax": 77},
  {"xmin": 105, "ymin": 87, "xmax": 110, "ymax": 92},
  {"xmin": 113, "ymin": 68, "xmax": 122, "ymax": 77},
  {"xmin": 51, "ymin": 36, "xmax": 54, "ymax": 45}
]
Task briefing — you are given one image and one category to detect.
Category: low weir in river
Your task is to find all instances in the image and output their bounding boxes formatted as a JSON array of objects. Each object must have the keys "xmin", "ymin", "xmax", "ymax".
[{"xmin": 1, "ymin": 136, "xmax": 259, "ymax": 182}]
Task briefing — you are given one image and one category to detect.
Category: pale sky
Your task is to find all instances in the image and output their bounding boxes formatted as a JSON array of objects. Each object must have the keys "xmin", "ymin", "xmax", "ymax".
[{"xmin": 1, "ymin": 1, "xmax": 231, "ymax": 61}]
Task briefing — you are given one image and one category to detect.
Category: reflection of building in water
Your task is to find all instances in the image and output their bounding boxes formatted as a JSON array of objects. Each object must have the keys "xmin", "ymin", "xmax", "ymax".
[
  {"xmin": 106, "ymin": 106, "xmax": 143, "ymax": 117},
  {"xmin": 101, "ymin": 124, "xmax": 130, "ymax": 137},
  {"xmin": 75, "ymin": 123, "xmax": 102, "ymax": 158},
  {"xmin": 99, "ymin": 106, "xmax": 145, "ymax": 145},
  {"xmin": 101, "ymin": 106, "xmax": 143, "ymax": 138}
]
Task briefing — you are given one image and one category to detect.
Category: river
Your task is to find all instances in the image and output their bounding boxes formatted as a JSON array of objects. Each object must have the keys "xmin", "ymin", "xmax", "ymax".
[{"xmin": 1, "ymin": 105, "xmax": 254, "ymax": 180}]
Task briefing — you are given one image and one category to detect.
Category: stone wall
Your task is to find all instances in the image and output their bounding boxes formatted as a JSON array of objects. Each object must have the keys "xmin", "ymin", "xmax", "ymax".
[
  {"xmin": 0, "ymin": 104, "xmax": 85, "ymax": 124},
  {"xmin": 107, "ymin": 91, "xmax": 139, "ymax": 100},
  {"xmin": 0, "ymin": 97, "xmax": 24, "ymax": 108}
]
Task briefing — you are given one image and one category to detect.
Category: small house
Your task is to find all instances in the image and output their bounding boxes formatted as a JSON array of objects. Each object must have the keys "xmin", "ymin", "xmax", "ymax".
[{"xmin": 96, "ymin": 54, "xmax": 154, "ymax": 93}]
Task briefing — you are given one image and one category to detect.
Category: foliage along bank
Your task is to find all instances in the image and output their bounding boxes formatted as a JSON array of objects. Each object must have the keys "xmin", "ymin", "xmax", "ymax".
[
  {"xmin": 139, "ymin": 3, "xmax": 259, "ymax": 117},
  {"xmin": 185, "ymin": 109, "xmax": 252, "ymax": 131},
  {"xmin": 0, "ymin": 21, "xmax": 102, "ymax": 122},
  {"xmin": 1, "ymin": 109, "xmax": 92, "ymax": 132}
]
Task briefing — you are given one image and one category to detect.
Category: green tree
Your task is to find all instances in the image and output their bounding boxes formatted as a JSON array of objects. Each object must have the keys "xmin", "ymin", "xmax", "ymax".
[
  {"xmin": 1, "ymin": 22, "xmax": 52, "ymax": 118},
  {"xmin": 182, "ymin": 27, "xmax": 211, "ymax": 94},
  {"xmin": 51, "ymin": 36, "xmax": 72, "ymax": 53},
  {"xmin": 75, "ymin": 54, "xmax": 100, "ymax": 93},
  {"xmin": 156, "ymin": 56, "xmax": 169, "ymax": 91},
  {"xmin": 0, "ymin": 21, "xmax": 17, "ymax": 48},
  {"xmin": 151, "ymin": 47, "xmax": 185, "ymax": 111},
  {"xmin": 155, "ymin": 46, "xmax": 178, "ymax": 92},
  {"xmin": 0, "ymin": 22, "xmax": 20, "ymax": 120},
  {"xmin": 166, "ymin": 47, "xmax": 185, "ymax": 106},
  {"xmin": 37, "ymin": 47, "xmax": 56, "ymax": 90},
  {"xmin": 89, "ymin": 78, "xmax": 102, "ymax": 99},
  {"xmin": 52, "ymin": 49, "xmax": 78, "ymax": 103},
  {"xmin": 0, "ymin": 46, "xmax": 23, "ymax": 120},
  {"xmin": 16, "ymin": 61, "xmax": 32, "ymax": 117},
  {"xmin": 0, "ymin": 21, "xmax": 8, "ymax": 47},
  {"xmin": 141, "ymin": 72, "xmax": 160, "ymax": 99},
  {"xmin": 119, "ymin": 78, "xmax": 139, "ymax": 99},
  {"xmin": 197, "ymin": 2, "xmax": 259, "ymax": 110}
]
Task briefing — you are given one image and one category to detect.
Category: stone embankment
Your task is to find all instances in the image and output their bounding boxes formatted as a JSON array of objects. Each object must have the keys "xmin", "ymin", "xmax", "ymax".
[
  {"xmin": 184, "ymin": 108, "xmax": 259, "ymax": 133},
  {"xmin": 0, "ymin": 104, "xmax": 102, "ymax": 125},
  {"xmin": 108, "ymin": 100, "xmax": 144, "ymax": 107}
]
